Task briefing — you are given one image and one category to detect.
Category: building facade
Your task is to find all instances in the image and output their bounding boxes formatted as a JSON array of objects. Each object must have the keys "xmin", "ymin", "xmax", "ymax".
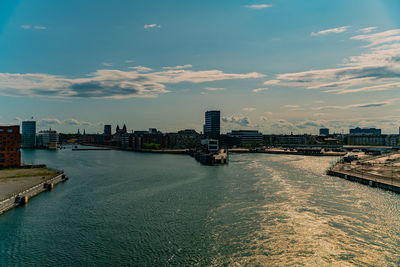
[
  {"xmin": 319, "ymin": 128, "xmax": 329, "ymax": 136},
  {"xmin": 21, "ymin": 121, "xmax": 36, "ymax": 148},
  {"xmin": 37, "ymin": 129, "xmax": 59, "ymax": 149},
  {"xmin": 227, "ymin": 130, "xmax": 263, "ymax": 146},
  {"xmin": 104, "ymin": 125, "xmax": 112, "ymax": 136},
  {"xmin": 204, "ymin": 110, "xmax": 220, "ymax": 139},
  {"xmin": 0, "ymin": 126, "xmax": 21, "ymax": 168},
  {"xmin": 349, "ymin": 127, "xmax": 381, "ymax": 135}
]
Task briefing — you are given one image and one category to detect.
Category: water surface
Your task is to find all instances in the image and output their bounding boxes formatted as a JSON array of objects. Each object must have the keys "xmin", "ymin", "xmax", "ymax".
[{"xmin": 0, "ymin": 148, "xmax": 399, "ymax": 266}]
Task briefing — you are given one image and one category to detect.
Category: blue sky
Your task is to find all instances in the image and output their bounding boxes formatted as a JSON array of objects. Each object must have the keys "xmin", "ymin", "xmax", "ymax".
[{"xmin": 1, "ymin": 0, "xmax": 400, "ymax": 134}]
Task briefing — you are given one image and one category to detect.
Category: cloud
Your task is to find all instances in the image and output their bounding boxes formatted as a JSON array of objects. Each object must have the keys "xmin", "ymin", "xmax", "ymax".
[
  {"xmin": 265, "ymin": 28, "xmax": 400, "ymax": 95},
  {"xmin": 21, "ymin": 25, "xmax": 46, "ymax": 30},
  {"xmin": 162, "ymin": 64, "xmax": 193, "ymax": 70},
  {"xmin": 245, "ymin": 4, "xmax": 272, "ymax": 9},
  {"xmin": 313, "ymin": 99, "xmax": 400, "ymax": 111},
  {"xmin": 204, "ymin": 87, "xmax": 226, "ymax": 91},
  {"xmin": 311, "ymin": 26, "xmax": 349, "ymax": 36},
  {"xmin": 38, "ymin": 118, "xmax": 61, "ymax": 126},
  {"xmin": 222, "ymin": 115, "xmax": 251, "ymax": 127},
  {"xmin": 359, "ymin": 27, "xmax": 377, "ymax": 33},
  {"xmin": 263, "ymin": 79, "xmax": 280, "ymax": 85},
  {"xmin": 64, "ymin": 118, "xmax": 91, "ymax": 126},
  {"xmin": 242, "ymin": 107, "xmax": 256, "ymax": 112},
  {"xmin": 128, "ymin": 66, "xmax": 152, "ymax": 72},
  {"xmin": 252, "ymin": 87, "xmax": 269, "ymax": 93},
  {"xmin": 144, "ymin": 24, "xmax": 161, "ymax": 29},
  {"xmin": 0, "ymin": 68, "xmax": 263, "ymax": 99},
  {"xmin": 282, "ymin": 105, "xmax": 299, "ymax": 108},
  {"xmin": 101, "ymin": 62, "xmax": 113, "ymax": 67},
  {"xmin": 260, "ymin": 116, "xmax": 268, "ymax": 122},
  {"xmin": 125, "ymin": 60, "xmax": 135, "ymax": 63}
]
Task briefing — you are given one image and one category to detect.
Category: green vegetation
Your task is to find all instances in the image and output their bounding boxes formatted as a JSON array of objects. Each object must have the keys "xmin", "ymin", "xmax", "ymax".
[{"xmin": 142, "ymin": 143, "xmax": 161, "ymax": 150}]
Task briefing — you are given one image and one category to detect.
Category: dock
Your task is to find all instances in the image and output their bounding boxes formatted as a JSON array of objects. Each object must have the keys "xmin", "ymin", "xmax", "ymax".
[
  {"xmin": 0, "ymin": 167, "xmax": 68, "ymax": 215},
  {"xmin": 327, "ymin": 153, "xmax": 400, "ymax": 194}
]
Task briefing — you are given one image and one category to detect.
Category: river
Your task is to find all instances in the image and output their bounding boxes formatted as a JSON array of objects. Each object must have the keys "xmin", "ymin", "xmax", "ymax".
[{"xmin": 0, "ymin": 148, "xmax": 399, "ymax": 266}]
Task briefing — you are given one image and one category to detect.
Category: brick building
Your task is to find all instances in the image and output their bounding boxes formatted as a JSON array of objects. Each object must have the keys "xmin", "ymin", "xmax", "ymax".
[{"xmin": 0, "ymin": 125, "xmax": 21, "ymax": 168}]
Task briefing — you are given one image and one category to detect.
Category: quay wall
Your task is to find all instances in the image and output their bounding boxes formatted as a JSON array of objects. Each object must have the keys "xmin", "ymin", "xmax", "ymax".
[
  {"xmin": 327, "ymin": 170, "xmax": 400, "ymax": 194},
  {"xmin": 0, "ymin": 173, "xmax": 67, "ymax": 215}
]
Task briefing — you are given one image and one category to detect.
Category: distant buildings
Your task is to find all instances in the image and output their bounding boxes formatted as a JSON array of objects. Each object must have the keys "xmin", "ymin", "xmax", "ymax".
[
  {"xmin": 204, "ymin": 110, "xmax": 220, "ymax": 139},
  {"xmin": 104, "ymin": 125, "xmax": 112, "ymax": 136},
  {"xmin": 37, "ymin": 129, "xmax": 59, "ymax": 149},
  {"xmin": 347, "ymin": 135, "xmax": 398, "ymax": 146},
  {"xmin": 227, "ymin": 130, "xmax": 263, "ymax": 146},
  {"xmin": 319, "ymin": 128, "xmax": 329, "ymax": 136},
  {"xmin": 21, "ymin": 121, "xmax": 36, "ymax": 148},
  {"xmin": 349, "ymin": 127, "xmax": 381, "ymax": 135},
  {"xmin": 0, "ymin": 125, "xmax": 21, "ymax": 168}
]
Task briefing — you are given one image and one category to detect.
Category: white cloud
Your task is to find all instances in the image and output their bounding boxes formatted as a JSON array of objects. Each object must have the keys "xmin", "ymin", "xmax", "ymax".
[
  {"xmin": 245, "ymin": 4, "xmax": 272, "ymax": 9},
  {"xmin": 242, "ymin": 107, "xmax": 256, "ymax": 112},
  {"xmin": 222, "ymin": 115, "xmax": 251, "ymax": 127},
  {"xmin": 252, "ymin": 87, "xmax": 268, "ymax": 93},
  {"xmin": 128, "ymin": 66, "xmax": 153, "ymax": 72},
  {"xmin": 265, "ymin": 28, "xmax": 400, "ymax": 95},
  {"xmin": 204, "ymin": 87, "xmax": 226, "ymax": 91},
  {"xmin": 0, "ymin": 68, "xmax": 263, "ymax": 99},
  {"xmin": 282, "ymin": 105, "xmax": 299, "ymax": 108},
  {"xmin": 144, "ymin": 24, "xmax": 161, "ymax": 29},
  {"xmin": 38, "ymin": 118, "xmax": 61, "ymax": 126},
  {"xmin": 101, "ymin": 62, "xmax": 113, "ymax": 67},
  {"xmin": 162, "ymin": 64, "xmax": 193, "ymax": 70},
  {"xmin": 359, "ymin": 27, "xmax": 377, "ymax": 33},
  {"xmin": 125, "ymin": 60, "xmax": 135, "ymax": 63},
  {"xmin": 21, "ymin": 25, "xmax": 46, "ymax": 30},
  {"xmin": 64, "ymin": 118, "xmax": 91, "ymax": 126},
  {"xmin": 311, "ymin": 26, "xmax": 349, "ymax": 36},
  {"xmin": 313, "ymin": 98, "xmax": 400, "ymax": 111},
  {"xmin": 263, "ymin": 79, "xmax": 280, "ymax": 85}
]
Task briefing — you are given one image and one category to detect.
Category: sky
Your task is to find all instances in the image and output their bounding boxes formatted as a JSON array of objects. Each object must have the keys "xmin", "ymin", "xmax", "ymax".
[{"xmin": 1, "ymin": 0, "xmax": 400, "ymax": 134}]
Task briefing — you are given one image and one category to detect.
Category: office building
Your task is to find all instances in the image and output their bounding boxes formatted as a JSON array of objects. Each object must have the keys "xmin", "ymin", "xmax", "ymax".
[
  {"xmin": 227, "ymin": 130, "xmax": 263, "ymax": 145},
  {"xmin": 104, "ymin": 125, "xmax": 112, "ymax": 136},
  {"xmin": 21, "ymin": 121, "xmax": 36, "ymax": 148},
  {"xmin": 349, "ymin": 127, "xmax": 381, "ymax": 135},
  {"xmin": 0, "ymin": 125, "xmax": 21, "ymax": 168},
  {"xmin": 319, "ymin": 128, "xmax": 329, "ymax": 136},
  {"xmin": 36, "ymin": 129, "xmax": 59, "ymax": 149},
  {"xmin": 204, "ymin": 110, "xmax": 220, "ymax": 139}
]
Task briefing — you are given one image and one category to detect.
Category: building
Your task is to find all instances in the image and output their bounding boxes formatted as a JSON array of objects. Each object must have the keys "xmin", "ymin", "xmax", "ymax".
[
  {"xmin": 166, "ymin": 129, "xmax": 201, "ymax": 149},
  {"xmin": 0, "ymin": 126, "xmax": 21, "ymax": 168},
  {"xmin": 319, "ymin": 128, "xmax": 329, "ymax": 136},
  {"xmin": 104, "ymin": 125, "xmax": 112, "ymax": 136},
  {"xmin": 36, "ymin": 129, "xmax": 59, "ymax": 149},
  {"xmin": 349, "ymin": 127, "xmax": 381, "ymax": 135},
  {"xmin": 227, "ymin": 130, "xmax": 263, "ymax": 146},
  {"xmin": 347, "ymin": 134, "xmax": 398, "ymax": 146},
  {"xmin": 204, "ymin": 110, "xmax": 220, "ymax": 139},
  {"xmin": 22, "ymin": 121, "xmax": 36, "ymax": 148},
  {"xmin": 201, "ymin": 139, "xmax": 219, "ymax": 153},
  {"xmin": 264, "ymin": 134, "xmax": 310, "ymax": 145}
]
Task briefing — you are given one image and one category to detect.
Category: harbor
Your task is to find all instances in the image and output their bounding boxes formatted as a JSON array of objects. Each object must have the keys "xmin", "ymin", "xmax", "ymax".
[
  {"xmin": 0, "ymin": 167, "xmax": 68, "ymax": 215},
  {"xmin": 327, "ymin": 152, "xmax": 400, "ymax": 193}
]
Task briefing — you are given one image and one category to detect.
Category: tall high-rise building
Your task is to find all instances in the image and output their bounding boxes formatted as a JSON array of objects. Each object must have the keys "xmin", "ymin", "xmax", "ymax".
[
  {"xmin": 0, "ymin": 125, "xmax": 21, "ymax": 167},
  {"xmin": 104, "ymin": 125, "xmax": 112, "ymax": 136},
  {"xmin": 204, "ymin": 110, "xmax": 220, "ymax": 139},
  {"xmin": 319, "ymin": 128, "xmax": 329, "ymax": 136},
  {"xmin": 21, "ymin": 121, "xmax": 36, "ymax": 148}
]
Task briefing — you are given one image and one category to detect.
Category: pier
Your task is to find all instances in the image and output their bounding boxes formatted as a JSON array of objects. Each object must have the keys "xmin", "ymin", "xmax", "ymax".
[{"xmin": 0, "ymin": 168, "xmax": 68, "ymax": 215}]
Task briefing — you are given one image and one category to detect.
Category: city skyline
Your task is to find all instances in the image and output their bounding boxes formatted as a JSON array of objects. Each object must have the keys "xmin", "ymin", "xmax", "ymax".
[{"xmin": 1, "ymin": 0, "xmax": 400, "ymax": 134}]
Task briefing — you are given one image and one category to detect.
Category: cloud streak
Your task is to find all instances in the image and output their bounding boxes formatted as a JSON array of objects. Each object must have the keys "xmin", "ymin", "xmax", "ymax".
[
  {"xmin": 245, "ymin": 4, "xmax": 272, "ymax": 9},
  {"xmin": 311, "ymin": 26, "xmax": 349, "ymax": 36},
  {"xmin": 0, "ymin": 69, "xmax": 263, "ymax": 99}
]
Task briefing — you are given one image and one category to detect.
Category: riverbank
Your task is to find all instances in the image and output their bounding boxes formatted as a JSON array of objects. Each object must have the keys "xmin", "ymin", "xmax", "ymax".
[
  {"xmin": 0, "ymin": 167, "xmax": 68, "ymax": 215},
  {"xmin": 229, "ymin": 148, "xmax": 346, "ymax": 156},
  {"xmin": 327, "ymin": 153, "xmax": 400, "ymax": 193}
]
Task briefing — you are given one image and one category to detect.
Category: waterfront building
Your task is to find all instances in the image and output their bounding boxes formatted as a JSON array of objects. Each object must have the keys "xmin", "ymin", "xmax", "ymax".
[
  {"xmin": 264, "ymin": 134, "xmax": 310, "ymax": 145},
  {"xmin": 166, "ymin": 129, "xmax": 201, "ymax": 149},
  {"xmin": 227, "ymin": 130, "xmax": 263, "ymax": 146},
  {"xmin": 347, "ymin": 135, "xmax": 398, "ymax": 146},
  {"xmin": 349, "ymin": 127, "xmax": 381, "ymax": 135},
  {"xmin": 21, "ymin": 121, "xmax": 36, "ymax": 148},
  {"xmin": 104, "ymin": 125, "xmax": 112, "ymax": 136},
  {"xmin": 36, "ymin": 129, "xmax": 59, "ymax": 149},
  {"xmin": 204, "ymin": 110, "xmax": 220, "ymax": 139},
  {"xmin": 0, "ymin": 125, "xmax": 21, "ymax": 168},
  {"xmin": 201, "ymin": 139, "xmax": 219, "ymax": 153},
  {"xmin": 319, "ymin": 128, "xmax": 329, "ymax": 136},
  {"xmin": 121, "ymin": 133, "xmax": 136, "ymax": 149}
]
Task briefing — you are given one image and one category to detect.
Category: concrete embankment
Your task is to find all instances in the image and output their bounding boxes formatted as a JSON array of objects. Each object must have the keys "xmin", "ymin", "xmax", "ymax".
[
  {"xmin": 0, "ymin": 173, "xmax": 68, "ymax": 215},
  {"xmin": 327, "ymin": 167, "xmax": 400, "ymax": 194}
]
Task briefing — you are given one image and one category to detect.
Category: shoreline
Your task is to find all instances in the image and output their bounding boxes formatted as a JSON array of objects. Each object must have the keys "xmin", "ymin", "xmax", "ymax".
[{"xmin": 0, "ymin": 171, "xmax": 68, "ymax": 215}]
